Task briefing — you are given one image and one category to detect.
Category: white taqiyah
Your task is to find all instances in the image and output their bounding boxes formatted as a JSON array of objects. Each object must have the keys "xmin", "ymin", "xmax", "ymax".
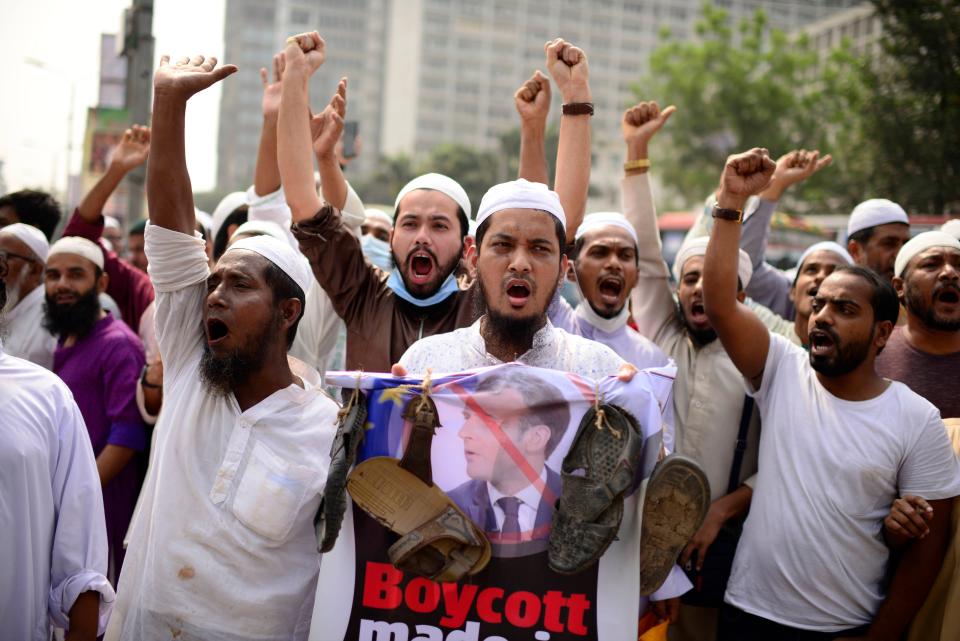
[
  {"xmin": 224, "ymin": 234, "xmax": 313, "ymax": 294},
  {"xmin": 894, "ymin": 231, "xmax": 960, "ymax": 278},
  {"xmin": 673, "ymin": 236, "xmax": 753, "ymax": 289},
  {"xmin": 394, "ymin": 173, "xmax": 472, "ymax": 220},
  {"xmin": 0, "ymin": 223, "xmax": 50, "ymax": 262},
  {"xmin": 476, "ymin": 179, "xmax": 566, "ymax": 231},
  {"xmin": 47, "ymin": 236, "xmax": 104, "ymax": 270},
  {"xmin": 575, "ymin": 211, "xmax": 638, "ymax": 245},
  {"xmin": 847, "ymin": 198, "xmax": 909, "ymax": 237}
]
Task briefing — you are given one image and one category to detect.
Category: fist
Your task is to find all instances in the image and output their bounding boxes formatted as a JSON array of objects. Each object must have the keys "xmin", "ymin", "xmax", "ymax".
[
  {"xmin": 284, "ymin": 31, "xmax": 325, "ymax": 75},
  {"xmin": 544, "ymin": 38, "xmax": 590, "ymax": 102},
  {"xmin": 514, "ymin": 70, "xmax": 551, "ymax": 125},
  {"xmin": 153, "ymin": 55, "xmax": 237, "ymax": 99},
  {"xmin": 622, "ymin": 101, "xmax": 676, "ymax": 148},
  {"xmin": 718, "ymin": 148, "xmax": 776, "ymax": 208},
  {"xmin": 110, "ymin": 124, "xmax": 151, "ymax": 171}
]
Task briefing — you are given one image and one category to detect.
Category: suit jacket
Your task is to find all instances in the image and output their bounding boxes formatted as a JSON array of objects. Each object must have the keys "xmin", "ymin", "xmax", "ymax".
[{"xmin": 448, "ymin": 466, "xmax": 562, "ymax": 540}]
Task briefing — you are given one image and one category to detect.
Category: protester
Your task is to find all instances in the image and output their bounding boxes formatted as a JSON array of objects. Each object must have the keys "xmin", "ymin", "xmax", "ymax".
[
  {"xmin": 0, "ymin": 254, "xmax": 115, "ymax": 641},
  {"xmin": 102, "ymin": 215, "xmax": 124, "ymax": 253},
  {"xmin": 0, "ymin": 222, "xmax": 55, "ymax": 367},
  {"xmin": 702, "ymin": 147, "xmax": 960, "ymax": 641},
  {"xmin": 0, "ymin": 188, "xmax": 62, "ymax": 240},
  {"xmin": 44, "ymin": 236, "xmax": 148, "ymax": 581},
  {"xmin": 361, "ymin": 208, "xmax": 395, "ymax": 271},
  {"xmin": 846, "ymin": 198, "xmax": 911, "ymax": 282},
  {"xmin": 105, "ymin": 53, "xmax": 339, "ymax": 641},
  {"xmin": 943, "ymin": 218, "xmax": 960, "ymax": 241},
  {"xmin": 279, "ymin": 32, "xmax": 593, "ymax": 372},
  {"xmin": 876, "ymin": 231, "xmax": 960, "ymax": 417},
  {"xmin": 125, "ymin": 219, "xmax": 148, "ymax": 272}
]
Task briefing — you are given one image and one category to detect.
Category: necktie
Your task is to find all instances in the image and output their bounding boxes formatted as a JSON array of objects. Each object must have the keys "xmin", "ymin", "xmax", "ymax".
[{"xmin": 497, "ymin": 496, "xmax": 522, "ymax": 536}]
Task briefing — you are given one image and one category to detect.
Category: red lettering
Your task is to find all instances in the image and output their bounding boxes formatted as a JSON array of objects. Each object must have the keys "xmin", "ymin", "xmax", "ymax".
[
  {"xmin": 361, "ymin": 562, "xmax": 404, "ymax": 610},
  {"xmin": 405, "ymin": 578, "xmax": 441, "ymax": 613},
  {"xmin": 565, "ymin": 593, "xmax": 591, "ymax": 635},
  {"xmin": 504, "ymin": 591, "xmax": 541, "ymax": 628},
  {"xmin": 475, "ymin": 587, "xmax": 504, "ymax": 624},
  {"xmin": 541, "ymin": 591, "xmax": 567, "ymax": 633},
  {"xmin": 438, "ymin": 582, "xmax": 478, "ymax": 628}
]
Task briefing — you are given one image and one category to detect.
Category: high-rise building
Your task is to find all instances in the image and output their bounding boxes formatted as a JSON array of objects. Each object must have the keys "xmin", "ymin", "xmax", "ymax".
[{"xmin": 217, "ymin": 0, "xmax": 861, "ymax": 203}]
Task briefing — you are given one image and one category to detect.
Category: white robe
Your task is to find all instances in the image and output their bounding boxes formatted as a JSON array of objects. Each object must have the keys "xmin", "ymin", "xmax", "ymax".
[{"xmin": 2, "ymin": 285, "xmax": 56, "ymax": 369}]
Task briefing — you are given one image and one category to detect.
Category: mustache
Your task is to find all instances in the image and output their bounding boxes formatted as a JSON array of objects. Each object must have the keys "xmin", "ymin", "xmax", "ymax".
[
  {"xmin": 405, "ymin": 243, "xmax": 438, "ymax": 265},
  {"xmin": 934, "ymin": 282, "xmax": 960, "ymax": 296},
  {"xmin": 810, "ymin": 323, "xmax": 841, "ymax": 345}
]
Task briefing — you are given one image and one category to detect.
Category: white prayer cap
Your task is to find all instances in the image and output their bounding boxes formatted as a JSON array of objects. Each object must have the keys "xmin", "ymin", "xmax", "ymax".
[
  {"xmin": 672, "ymin": 236, "xmax": 753, "ymax": 289},
  {"xmin": 364, "ymin": 208, "xmax": 393, "ymax": 226},
  {"xmin": 575, "ymin": 211, "xmax": 638, "ymax": 245},
  {"xmin": 941, "ymin": 218, "xmax": 960, "ymax": 241},
  {"xmin": 224, "ymin": 234, "xmax": 313, "ymax": 294},
  {"xmin": 231, "ymin": 220, "xmax": 289, "ymax": 244},
  {"xmin": 476, "ymin": 179, "xmax": 566, "ymax": 231},
  {"xmin": 467, "ymin": 218, "xmax": 479, "ymax": 239},
  {"xmin": 195, "ymin": 209, "xmax": 214, "ymax": 235},
  {"xmin": 795, "ymin": 241, "xmax": 853, "ymax": 273},
  {"xmin": 210, "ymin": 191, "xmax": 248, "ymax": 240},
  {"xmin": 847, "ymin": 199, "xmax": 909, "ymax": 237},
  {"xmin": 47, "ymin": 236, "xmax": 104, "ymax": 270},
  {"xmin": 894, "ymin": 231, "xmax": 960, "ymax": 277},
  {"xmin": 0, "ymin": 223, "xmax": 49, "ymax": 262},
  {"xmin": 394, "ymin": 173, "xmax": 472, "ymax": 219},
  {"xmin": 103, "ymin": 215, "xmax": 121, "ymax": 231}
]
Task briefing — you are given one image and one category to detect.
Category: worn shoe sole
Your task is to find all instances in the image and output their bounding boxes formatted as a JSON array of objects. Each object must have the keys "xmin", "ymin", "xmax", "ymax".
[
  {"xmin": 316, "ymin": 390, "xmax": 367, "ymax": 553},
  {"xmin": 639, "ymin": 454, "xmax": 710, "ymax": 595}
]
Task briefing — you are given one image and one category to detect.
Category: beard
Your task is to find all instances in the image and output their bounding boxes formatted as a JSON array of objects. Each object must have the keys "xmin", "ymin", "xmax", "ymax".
[
  {"xmin": 199, "ymin": 313, "xmax": 279, "ymax": 396},
  {"xmin": 905, "ymin": 280, "xmax": 960, "ymax": 332},
  {"xmin": 809, "ymin": 324, "xmax": 874, "ymax": 377},
  {"xmin": 393, "ymin": 243, "xmax": 462, "ymax": 298},
  {"xmin": 43, "ymin": 287, "xmax": 102, "ymax": 339},
  {"xmin": 676, "ymin": 303, "xmax": 717, "ymax": 346},
  {"xmin": 476, "ymin": 273, "xmax": 557, "ymax": 354}
]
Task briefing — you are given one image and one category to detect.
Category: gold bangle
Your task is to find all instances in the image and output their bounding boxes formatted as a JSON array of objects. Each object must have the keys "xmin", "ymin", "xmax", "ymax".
[{"xmin": 623, "ymin": 158, "xmax": 650, "ymax": 171}]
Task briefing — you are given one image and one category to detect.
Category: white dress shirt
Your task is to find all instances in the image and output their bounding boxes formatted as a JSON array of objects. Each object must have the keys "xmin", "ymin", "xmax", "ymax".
[
  {"xmin": 105, "ymin": 223, "xmax": 339, "ymax": 641},
  {"xmin": 0, "ymin": 347, "xmax": 114, "ymax": 640},
  {"xmin": 2, "ymin": 285, "xmax": 56, "ymax": 369}
]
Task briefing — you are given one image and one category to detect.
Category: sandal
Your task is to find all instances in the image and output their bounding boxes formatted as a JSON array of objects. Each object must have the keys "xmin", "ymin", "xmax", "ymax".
[
  {"xmin": 639, "ymin": 453, "xmax": 710, "ymax": 595},
  {"xmin": 316, "ymin": 388, "xmax": 368, "ymax": 552},
  {"xmin": 548, "ymin": 403, "xmax": 643, "ymax": 575}
]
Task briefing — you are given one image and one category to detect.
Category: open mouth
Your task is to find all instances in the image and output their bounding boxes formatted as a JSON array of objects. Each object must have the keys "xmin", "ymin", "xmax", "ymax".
[
  {"xmin": 598, "ymin": 277, "xmax": 624, "ymax": 305},
  {"xmin": 808, "ymin": 329, "xmax": 836, "ymax": 356},
  {"xmin": 689, "ymin": 300, "xmax": 708, "ymax": 324},
  {"xmin": 408, "ymin": 251, "xmax": 435, "ymax": 284},
  {"xmin": 935, "ymin": 288, "xmax": 960, "ymax": 305},
  {"xmin": 206, "ymin": 318, "xmax": 230, "ymax": 345},
  {"xmin": 505, "ymin": 279, "xmax": 532, "ymax": 308},
  {"xmin": 55, "ymin": 294, "xmax": 77, "ymax": 305},
  {"xmin": 806, "ymin": 284, "xmax": 819, "ymax": 298}
]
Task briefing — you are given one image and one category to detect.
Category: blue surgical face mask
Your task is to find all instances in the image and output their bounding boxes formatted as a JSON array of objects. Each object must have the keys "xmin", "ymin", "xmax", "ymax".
[{"xmin": 360, "ymin": 234, "xmax": 394, "ymax": 272}]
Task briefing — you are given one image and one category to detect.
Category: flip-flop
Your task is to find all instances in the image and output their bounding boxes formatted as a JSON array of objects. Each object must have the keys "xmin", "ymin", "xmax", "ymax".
[
  {"xmin": 549, "ymin": 404, "xmax": 643, "ymax": 575},
  {"xmin": 639, "ymin": 453, "xmax": 710, "ymax": 595},
  {"xmin": 316, "ymin": 388, "xmax": 368, "ymax": 552}
]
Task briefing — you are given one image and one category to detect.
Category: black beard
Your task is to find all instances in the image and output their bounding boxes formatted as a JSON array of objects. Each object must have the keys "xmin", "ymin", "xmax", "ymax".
[
  {"xmin": 905, "ymin": 281, "xmax": 960, "ymax": 332},
  {"xmin": 392, "ymin": 243, "xmax": 463, "ymax": 298},
  {"xmin": 676, "ymin": 303, "xmax": 717, "ymax": 346},
  {"xmin": 809, "ymin": 324, "xmax": 874, "ymax": 377},
  {"xmin": 198, "ymin": 313, "xmax": 278, "ymax": 396},
  {"xmin": 0, "ymin": 280, "xmax": 6, "ymax": 314},
  {"xmin": 476, "ymin": 275, "xmax": 556, "ymax": 358},
  {"xmin": 43, "ymin": 287, "xmax": 102, "ymax": 339}
]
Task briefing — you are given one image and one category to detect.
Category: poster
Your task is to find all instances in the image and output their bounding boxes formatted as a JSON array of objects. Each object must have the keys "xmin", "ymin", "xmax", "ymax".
[{"xmin": 315, "ymin": 362, "xmax": 675, "ymax": 641}]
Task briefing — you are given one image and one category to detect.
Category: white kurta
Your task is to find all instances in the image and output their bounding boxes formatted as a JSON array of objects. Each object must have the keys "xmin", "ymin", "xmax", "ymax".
[
  {"xmin": 2, "ymin": 285, "xmax": 56, "ymax": 369},
  {"xmin": 105, "ymin": 223, "xmax": 339, "ymax": 641},
  {"xmin": 0, "ymin": 347, "xmax": 114, "ymax": 640}
]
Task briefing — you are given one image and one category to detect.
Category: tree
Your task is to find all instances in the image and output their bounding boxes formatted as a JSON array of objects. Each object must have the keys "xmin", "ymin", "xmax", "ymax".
[
  {"xmin": 420, "ymin": 143, "xmax": 502, "ymax": 214},
  {"xmin": 353, "ymin": 154, "xmax": 417, "ymax": 207}
]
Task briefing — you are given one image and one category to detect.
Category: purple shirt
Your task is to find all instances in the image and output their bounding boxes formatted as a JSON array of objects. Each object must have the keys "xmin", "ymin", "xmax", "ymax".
[{"xmin": 54, "ymin": 313, "xmax": 147, "ymax": 579}]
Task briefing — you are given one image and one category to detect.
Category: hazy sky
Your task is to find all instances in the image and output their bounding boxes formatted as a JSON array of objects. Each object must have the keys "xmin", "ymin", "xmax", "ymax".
[{"xmin": 0, "ymin": 0, "xmax": 227, "ymax": 195}]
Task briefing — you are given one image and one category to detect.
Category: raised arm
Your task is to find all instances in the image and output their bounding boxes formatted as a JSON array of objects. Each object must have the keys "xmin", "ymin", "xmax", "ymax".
[
  {"xmin": 702, "ymin": 148, "xmax": 776, "ymax": 389},
  {"xmin": 149, "ymin": 56, "xmax": 237, "ymax": 234},
  {"xmin": 78, "ymin": 126, "xmax": 150, "ymax": 223},
  {"xmin": 545, "ymin": 38, "xmax": 590, "ymax": 243},
  {"xmin": 252, "ymin": 53, "xmax": 284, "ymax": 197},
  {"xmin": 515, "ymin": 70, "xmax": 550, "ymax": 184},
  {"xmin": 312, "ymin": 77, "xmax": 349, "ymax": 210},
  {"xmin": 277, "ymin": 32, "xmax": 326, "ymax": 223}
]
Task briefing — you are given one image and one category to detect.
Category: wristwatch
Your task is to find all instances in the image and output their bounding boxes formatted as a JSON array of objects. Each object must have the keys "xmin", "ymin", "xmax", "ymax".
[
  {"xmin": 561, "ymin": 102, "xmax": 594, "ymax": 116},
  {"xmin": 711, "ymin": 204, "xmax": 743, "ymax": 223}
]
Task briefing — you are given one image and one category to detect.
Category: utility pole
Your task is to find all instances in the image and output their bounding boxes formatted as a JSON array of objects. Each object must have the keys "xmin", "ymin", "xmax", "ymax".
[{"xmin": 120, "ymin": 0, "xmax": 154, "ymax": 223}]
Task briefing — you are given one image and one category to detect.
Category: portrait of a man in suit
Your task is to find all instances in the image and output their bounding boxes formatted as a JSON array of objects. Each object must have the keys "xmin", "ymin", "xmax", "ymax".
[{"xmin": 447, "ymin": 369, "xmax": 570, "ymax": 549}]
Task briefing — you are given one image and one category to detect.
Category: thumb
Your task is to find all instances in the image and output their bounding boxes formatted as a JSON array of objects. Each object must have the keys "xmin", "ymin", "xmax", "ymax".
[
  {"xmin": 659, "ymin": 105, "xmax": 677, "ymax": 125},
  {"xmin": 260, "ymin": 67, "xmax": 268, "ymax": 88},
  {"xmin": 211, "ymin": 64, "xmax": 239, "ymax": 83}
]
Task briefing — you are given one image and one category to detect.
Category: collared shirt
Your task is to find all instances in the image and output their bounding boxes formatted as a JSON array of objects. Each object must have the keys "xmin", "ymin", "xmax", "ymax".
[
  {"xmin": 2, "ymin": 285, "xmax": 55, "ymax": 369},
  {"xmin": 105, "ymin": 223, "xmax": 339, "ymax": 641},
  {"xmin": 487, "ymin": 467, "xmax": 548, "ymax": 536},
  {"xmin": 0, "ymin": 347, "xmax": 114, "ymax": 640}
]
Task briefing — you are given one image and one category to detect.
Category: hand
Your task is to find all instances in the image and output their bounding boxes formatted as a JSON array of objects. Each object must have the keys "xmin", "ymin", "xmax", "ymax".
[
  {"xmin": 650, "ymin": 597, "xmax": 681, "ymax": 624},
  {"xmin": 310, "ymin": 77, "xmax": 347, "ymax": 161},
  {"xmin": 110, "ymin": 125, "xmax": 151, "ymax": 172},
  {"xmin": 716, "ymin": 148, "xmax": 776, "ymax": 211},
  {"xmin": 761, "ymin": 149, "xmax": 833, "ymax": 201},
  {"xmin": 622, "ymin": 101, "xmax": 676, "ymax": 156},
  {"xmin": 153, "ymin": 55, "xmax": 237, "ymax": 99},
  {"xmin": 390, "ymin": 363, "xmax": 408, "ymax": 377},
  {"xmin": 260, "ymin": 53, "xmax": 285, "ymax": 119},
  {"xmin": 284, "ymin": 31, "xmax": 325, "ymax": 77},
  {"xmin": 884, "ymin": 495, "xmax": 933, "ymax": 540},
  {"xmin": 514, "ymin": 70, "xmax": 551, "ymax": 126},
  {"xmin": 679, "ymin": 502, "xmax": 726, "ymax": 571},
  {"xmin": 144, "ymin": 356, "xmax": 164, "ymax": 388},
  {"xmin": 544, "ymin": 38, "xmax": 590, "ymax": 103},
  {"xmin": 616, "ymin": 362, "xmax": 638, "ymax": 382}
]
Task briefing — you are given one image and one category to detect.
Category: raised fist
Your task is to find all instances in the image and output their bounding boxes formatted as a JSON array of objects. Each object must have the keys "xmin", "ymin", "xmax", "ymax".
[
  {"xmin": 544, "ymin": 38, "xmax": 590, "ymax": 103},
  {"xmin": 260, "ymin": 53, "xmax": 285, "ymax": 118},
  {"xmin": 153, "ymin": 55, "xmax": 237, "ymax": 99},
  {"xmin": 311, "ymin": 77, "xmax": 347, "ymax": 160},
  {"xmin": 717, "ymin": 148, "xmax": 777, "ymax": 210},
  {"xmin": 110, "ymin": 124, "xmax": 150, "ymax": 172},
  {"xmin": 514, "ymin": 70, "xmax": 551, "ymax": 126},
  {"xmin": 284, "ymin": 31, "xmax": 325, "ymax": 76},
  {"xmin": 622, "ymin": 101, "xmax": 676, "ymax": 149}
]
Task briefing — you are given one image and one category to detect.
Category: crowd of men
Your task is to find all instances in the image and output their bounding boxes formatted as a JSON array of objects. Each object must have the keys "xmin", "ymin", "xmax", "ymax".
[{"xmin": 2, "ymin": 29, "xmax": 959, "ymax": 641}]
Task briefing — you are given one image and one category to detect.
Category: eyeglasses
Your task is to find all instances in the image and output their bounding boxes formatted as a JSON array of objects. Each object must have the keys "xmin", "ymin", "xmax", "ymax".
[{"xmin": 0, "ymin": 249, "xmax": 37, "ymax": 263}]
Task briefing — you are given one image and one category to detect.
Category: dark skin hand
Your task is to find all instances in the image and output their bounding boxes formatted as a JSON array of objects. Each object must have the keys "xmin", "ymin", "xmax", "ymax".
[
  {"xmin": 66, "ymin": 591, "xmax": 98, "ymax": 641},
  {"xmin": 650, "ymin": 597, "xmax": 680, "ymax": 624}
]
